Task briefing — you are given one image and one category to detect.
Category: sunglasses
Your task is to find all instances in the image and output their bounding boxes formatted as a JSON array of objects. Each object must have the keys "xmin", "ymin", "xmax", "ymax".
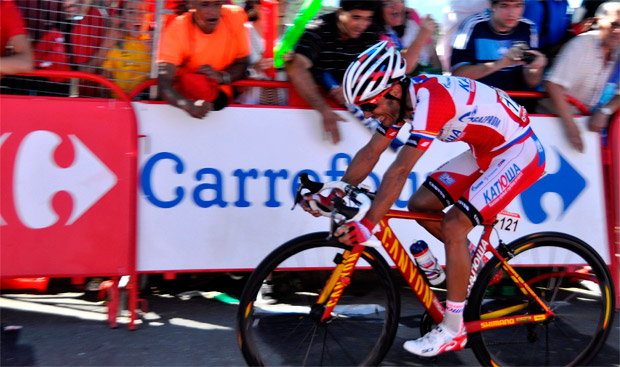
[
  {"xmin": 358, "ymin": 89, "xmax": 403, "ymax": 112},
  {"xmin": 358, "ymin": 89, "xmax": 392, "ymax": 112}
]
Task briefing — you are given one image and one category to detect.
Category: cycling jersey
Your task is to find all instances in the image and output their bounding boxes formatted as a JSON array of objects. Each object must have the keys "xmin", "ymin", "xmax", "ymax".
[
  {"xmin": 378, "ymin": 74, "xmax": 546, "ymax": 225},
  {"xmin": 380, "ymin": 74, "xmax": 531, "ymax": 170}
]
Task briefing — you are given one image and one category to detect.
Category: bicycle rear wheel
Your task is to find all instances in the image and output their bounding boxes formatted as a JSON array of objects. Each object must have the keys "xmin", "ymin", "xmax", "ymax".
[
  {"xmin": 466, "ymin": 232, "xmax": 615, "ymax": 366},
  {"xmin": 236, "ymin": 232, "xmax": 400, "ymax": 366}
]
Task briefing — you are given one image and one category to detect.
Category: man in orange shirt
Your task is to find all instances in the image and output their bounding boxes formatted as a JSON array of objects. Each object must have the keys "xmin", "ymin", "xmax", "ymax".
[{"xmin": 157, "ymin": 0, "xmax": 250, "ymax": 118}]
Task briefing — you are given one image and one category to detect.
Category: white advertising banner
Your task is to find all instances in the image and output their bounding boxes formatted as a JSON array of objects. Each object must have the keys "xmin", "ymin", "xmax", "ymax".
[{"xmin": 134, "ymin": 103, "xmax": 609, "ymax": 271}]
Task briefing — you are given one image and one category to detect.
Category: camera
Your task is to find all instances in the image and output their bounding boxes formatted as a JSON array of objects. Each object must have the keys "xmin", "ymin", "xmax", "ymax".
[
  {"xmin": 521, "ymin": 52, "xmax": 536, "ymax": 64},
  {"xmin": 512, "ymin": 41, "xmax": 536, "ymax": 64}
]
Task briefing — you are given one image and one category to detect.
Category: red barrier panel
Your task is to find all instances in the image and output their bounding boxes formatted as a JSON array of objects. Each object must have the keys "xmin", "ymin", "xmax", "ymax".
[
  {"xmin": 0, "ymin": 93, "xmax": 138, "ymax": 326},
  {"xmin": 607, "ymin": 114, "xmax": 620, "ymax": 304}
]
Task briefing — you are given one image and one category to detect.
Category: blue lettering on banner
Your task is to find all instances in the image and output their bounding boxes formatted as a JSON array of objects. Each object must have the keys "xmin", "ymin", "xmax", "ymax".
[
  {"xmin": 482, "ymin": 163, "xmax": 521, "ymax": 204},
  {"xmin": 142, "ymin": 152, "xmax": 390, "ymax": 209},
  {"xmin": 141, "ymin": 149, "xmax": 587, "ymax": 225}
]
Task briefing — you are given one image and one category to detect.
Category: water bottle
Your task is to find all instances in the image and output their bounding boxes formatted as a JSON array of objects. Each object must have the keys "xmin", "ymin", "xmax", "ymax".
[{"xmin": 410, "ymin": 240, "xmax": 445, "ymax": 286}]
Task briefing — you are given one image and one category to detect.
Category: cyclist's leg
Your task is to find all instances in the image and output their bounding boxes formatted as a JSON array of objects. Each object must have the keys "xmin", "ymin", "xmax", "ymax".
[
  {"xmin": 458, "ymin": 135, "xmax": 546, "ymax": 226},
  {"xmin": 407, "ymin": 150, "xmax": 482, "ymax": 241}
]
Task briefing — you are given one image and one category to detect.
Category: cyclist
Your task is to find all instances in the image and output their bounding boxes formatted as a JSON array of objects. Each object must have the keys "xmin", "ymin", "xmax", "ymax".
[{"xmin": 303, "ymin": 41, "xmax": 546, "ymax": 357}]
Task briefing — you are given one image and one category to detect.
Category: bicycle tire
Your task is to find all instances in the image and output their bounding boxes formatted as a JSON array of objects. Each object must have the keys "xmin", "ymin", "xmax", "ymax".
[
  {"xmin": 236, "ymin": 232, "xmax": 401, "ymax": 366},
  {"xmin": 466, "ymin": 232, "xmax": 615, "ymax": 366}
]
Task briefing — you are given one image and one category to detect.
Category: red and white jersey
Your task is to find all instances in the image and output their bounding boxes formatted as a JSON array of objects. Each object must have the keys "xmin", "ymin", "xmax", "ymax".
[{"xmin": 384, "ymin": 75, "xmax": 532, "ymax": 169}]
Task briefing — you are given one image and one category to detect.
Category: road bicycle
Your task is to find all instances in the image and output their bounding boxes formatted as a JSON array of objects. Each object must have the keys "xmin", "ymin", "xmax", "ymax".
[{"xmin": 236, "ymin": 173, "xmax": 615, "ymax": 366}]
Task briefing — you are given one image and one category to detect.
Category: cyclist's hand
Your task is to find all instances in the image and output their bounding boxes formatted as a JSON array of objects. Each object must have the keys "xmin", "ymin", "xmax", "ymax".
[
  {"xmin": 320, "ymin": 109, "xmax": 346, "ymax": 144},
  {"xmin": 300, "ymin": 189, "xmax": 344, "ymax": 217},
  {"xmin": 335, "ymin": 219, "xmax": 373, "ymax": 245}
]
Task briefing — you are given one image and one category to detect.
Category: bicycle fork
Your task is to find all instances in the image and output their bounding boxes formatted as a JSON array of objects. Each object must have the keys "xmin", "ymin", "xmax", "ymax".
[{"xmin": 314, "ymin": 243, "xmax": 367, "ymax": 322}]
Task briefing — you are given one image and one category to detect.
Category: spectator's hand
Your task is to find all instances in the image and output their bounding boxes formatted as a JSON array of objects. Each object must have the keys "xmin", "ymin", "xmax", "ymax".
[
  {"xmin": 589, "ymin": 111, "xmax": 611, "ymax": 132},
  {"xmin": 320, "ymin": 109, "xmax": 346, "ymax": 144},
  {"xmin": 573, "ymin": 17, "xmax": 597, "ymax": 35},
  {"xmin": 501, "ymin": 46, "xmax": 525, "ymax": 67},
  {"xmin": 523, "ymin": 50, "xmax": 547, "ymax": 70},
  {"xmin": 255, "ymin": 57, "xmax": 274, "ymax": 73},
  {"xmin": 328, "ymin": 86, "xmax": 346, "ymax": 106},
  {"xmin": 182, "ymin": 99, "xmax": 213, "ymax": 119},
  {"xmin": 564, "ymin": 120, "xmax": 584, "ymax": 152},
  {"xmin": 419, "ymin": 15, "xmax": 438, "ymax": 41},
  {"xmin": 198, "ymin": 64, "xmax": 226, "ymax": 84},
  {"xmin": 282, "ymin": 51, "xmax": 295, "ymax": 62}
]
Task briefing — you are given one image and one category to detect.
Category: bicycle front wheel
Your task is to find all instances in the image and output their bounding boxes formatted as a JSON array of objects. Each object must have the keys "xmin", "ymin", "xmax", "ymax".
[
  {"xmin": 466, "ymin": 232, "xmax": 615, "ymax": 366},
  {"xmin": 236, "ymin": 232, "xmax": 400, "ymax": 366}
]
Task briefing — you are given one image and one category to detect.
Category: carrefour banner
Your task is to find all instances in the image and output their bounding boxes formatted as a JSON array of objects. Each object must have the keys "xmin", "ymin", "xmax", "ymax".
[{"xmin": 134, "ymin": 104, "xmax": 609, "ymax": 271}]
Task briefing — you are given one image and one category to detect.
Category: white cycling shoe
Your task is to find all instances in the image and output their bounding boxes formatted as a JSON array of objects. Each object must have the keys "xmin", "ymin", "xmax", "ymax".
[{"xmin": 403, "ymin": 323, "xmax": 467, "ymax": 357}]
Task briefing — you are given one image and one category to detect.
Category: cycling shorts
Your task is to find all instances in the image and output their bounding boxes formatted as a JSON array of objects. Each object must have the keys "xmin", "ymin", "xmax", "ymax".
[{"xmin": 422, "ymin": 131, "xmax": 546, "ymax": 226}]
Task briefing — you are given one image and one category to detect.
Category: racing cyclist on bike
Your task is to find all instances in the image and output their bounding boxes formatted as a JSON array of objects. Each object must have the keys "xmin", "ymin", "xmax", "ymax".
[{"xmin": 303, "ymin": 41, "xmax": 546, "ymax": 357}]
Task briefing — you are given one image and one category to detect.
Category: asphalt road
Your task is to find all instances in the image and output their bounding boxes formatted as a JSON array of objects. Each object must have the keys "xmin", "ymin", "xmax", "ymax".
[{"xmin": 1, "ymin": 274, "xmax": 619, "ymax": 367}]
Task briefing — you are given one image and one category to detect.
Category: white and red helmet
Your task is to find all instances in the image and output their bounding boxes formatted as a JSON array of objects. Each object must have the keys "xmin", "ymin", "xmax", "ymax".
[{"xmin": 343, "ymin": 41, "xmax": 407, "ymax": 105}]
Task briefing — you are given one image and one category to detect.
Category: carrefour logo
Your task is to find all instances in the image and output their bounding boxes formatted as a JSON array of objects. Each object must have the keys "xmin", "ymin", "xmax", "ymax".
[
  {"xmin": 520, "ymin": 148, "xmax": 586, "ymax": 224},
  {"xmin": 3, "ymin": 130, "xmax": 117, "ymax": 229}
]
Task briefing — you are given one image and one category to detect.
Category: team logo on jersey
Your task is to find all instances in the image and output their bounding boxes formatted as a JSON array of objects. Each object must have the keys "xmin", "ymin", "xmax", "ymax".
[
  {"xmin": 457, "ymin": 77, "xmax": 470, "ymax": 92},
  {"xmin": 483, "ymin": 163, "xmax": 521, "ymax": 204},
  {"xmin": 458, "ymin": 106, "xmax": 501, "ymax": 128},
  {"xmin": 438, "ymin": 173, "xmax": 455, "ymax": 186}
]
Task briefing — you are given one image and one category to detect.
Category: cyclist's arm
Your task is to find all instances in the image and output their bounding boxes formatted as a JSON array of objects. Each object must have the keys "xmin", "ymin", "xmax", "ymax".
[
  {"xmin": 364, "ymin": 145, "xmax": 425, "ymax": 225},
  {"xmin": 341, "ymin": 132, "xmax": 395, "ymax": 185}
]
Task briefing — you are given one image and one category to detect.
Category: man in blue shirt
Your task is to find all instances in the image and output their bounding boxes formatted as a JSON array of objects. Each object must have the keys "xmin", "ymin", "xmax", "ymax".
[{"xmin": 450, "ymin": 0, "xmax": 547, "ymax": 110}]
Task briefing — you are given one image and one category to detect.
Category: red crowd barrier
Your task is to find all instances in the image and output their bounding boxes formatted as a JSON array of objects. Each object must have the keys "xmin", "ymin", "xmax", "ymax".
[{"xmin": 0, "ymin": 71, "xmax": 139, "ymax": 328}]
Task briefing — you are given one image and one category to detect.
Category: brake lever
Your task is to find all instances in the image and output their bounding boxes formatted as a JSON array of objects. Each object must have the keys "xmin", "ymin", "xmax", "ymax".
[{"xmin": 292, "ymin": 173, "xmax": 327, "ymax": 211}]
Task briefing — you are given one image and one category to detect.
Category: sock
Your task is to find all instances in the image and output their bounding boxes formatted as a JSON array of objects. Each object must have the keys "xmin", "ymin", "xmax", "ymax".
[{"xmin": 442, "ymin": 300, "xmax": 465, "ymax": 335}]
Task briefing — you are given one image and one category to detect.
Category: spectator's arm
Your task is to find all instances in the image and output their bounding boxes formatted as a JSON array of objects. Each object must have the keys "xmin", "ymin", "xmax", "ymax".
[
  {"xmin": 589, "ymin": 95, "xmax": 619, "ymax": 132},
  {"xmin": 226, "ymin": 55, "xmax": 250, "ymax": 83},
  {"xmin": 544, "ymin": 80, "xmax": 584, "ymax": 152},
  {"xmin": 521, "ymin": 50, "xmax": 547, "ymax": 88},
  {"xmin": 452, "ymin": 45, "xmax": 523, "ymax": 80},
  {"xmin": 286, "ymin": 53, "xmax": 345, "ymax": 144},
  {"xmin": 157, "ymin": 62, "xmax": 212, "ymax": 119},
  {"xmin": 0, "ymin": 34, "xmax": 33, "ymax": 75},
  {"xmin": 402, "ymin": 15, "xmax": 436, "ymax": 74}
]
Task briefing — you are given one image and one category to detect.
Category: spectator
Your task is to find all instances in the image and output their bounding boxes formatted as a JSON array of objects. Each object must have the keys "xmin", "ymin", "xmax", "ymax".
[
  {"xmin": 522, "ymin": 0, "xmax": 571, "ymax": 62},
  {"xmin": 102, "ymin": 0, "xmax": 152, "ymax": 98},
  {"xmin": 437, "ymin": 0, "xmax": 488, "ymax": 73},
  {"xmin": 541, "ymin": 1, "xmax": 620, "ymax": 152},
  {"xmin": 0, "ymin": 0, "xmax": 34, "ymax": 76},
  {"xmin": 163, "ymin": 0, "xmax": 189, "ymax": 29},
  {"xmin": 376, "ymin": 0, "xmax": 441, "ymax": 75},
  {"xmin": 451, "ymin": 0, "xmax": 547, "ymax": 111},
  {"xmin": 157, "ymin": 0, "xmax": 250, "ymax": 119},
  {"xmin": 67, "ymin": 0, "xmax": 124, "ymax": 96},
  {"xmin": 286, "ymin": 0, "xmax": 381, "ymax": 144}
]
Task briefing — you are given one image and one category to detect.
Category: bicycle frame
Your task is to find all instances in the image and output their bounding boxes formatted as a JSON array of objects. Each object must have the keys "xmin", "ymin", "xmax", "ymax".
[{"xmin": 315, "ymin": 209, "xmax": 556, "ymax": 334}]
